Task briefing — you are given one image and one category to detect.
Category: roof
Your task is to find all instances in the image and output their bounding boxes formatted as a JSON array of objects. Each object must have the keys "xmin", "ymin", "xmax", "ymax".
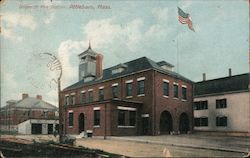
[
  {"xmin": 78, "ymin": 45, "xmax": 97, "ymax": 57},
  {"xmin": 157, "ymin": 61, "xmax": 174, "ymax": 67},
  {"xmin": 64, "ymin": 56, "xmax": 193, "ymax": 91},
  {"xmin": 194, "ymin": 73, "xmax": 250, "ymax": 96},
  {"xmin": 4, "ymin": 97, "xmax": 57, "ymax": 110}
]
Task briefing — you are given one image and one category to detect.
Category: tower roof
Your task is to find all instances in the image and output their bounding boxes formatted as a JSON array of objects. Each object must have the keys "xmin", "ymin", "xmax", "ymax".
[{"xmin": 78, "ymin": 42, "xmax": 97, "ymax": 57}]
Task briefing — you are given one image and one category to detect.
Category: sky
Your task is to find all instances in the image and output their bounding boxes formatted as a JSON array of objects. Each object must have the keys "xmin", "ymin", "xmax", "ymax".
[{"xmin": 0, "ymin": 0, "xmax": 249, "ymax": 107}]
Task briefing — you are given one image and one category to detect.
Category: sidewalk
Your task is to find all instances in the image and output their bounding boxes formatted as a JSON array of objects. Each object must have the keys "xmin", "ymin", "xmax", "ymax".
[{"xmin": 104, "ymin": 134, "xmax": 250, "ymax": 153}]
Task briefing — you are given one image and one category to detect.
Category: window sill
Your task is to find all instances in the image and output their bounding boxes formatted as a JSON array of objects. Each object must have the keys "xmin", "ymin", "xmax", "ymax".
[
  {"xmin": 173, "ymin": 97, "xmax": 179, "ymax": 100},
  {"xmin": 181, "ymin": 99, "xmax": 187, "ymax": 102},
  {"xmin": 137, "ymin": 94, "xmax": 145, "ymax": 97},
  {"xmin": 117, "ymin": 126, "xmax": 135, "ymax": 128},
  {"xmin": 163, "ymin": 95, "xmax": 169, "ymax": 98},
  {"xmin": 126, "ymin": 96, "xmax": 133, "ymax": 99},
  {"xmin": 93, "ymin": 125, "xmax": 100, "ymax": 128},
  {"xmin": 68, "ymin": 126, "xmax": 73, "ymax": 128}
]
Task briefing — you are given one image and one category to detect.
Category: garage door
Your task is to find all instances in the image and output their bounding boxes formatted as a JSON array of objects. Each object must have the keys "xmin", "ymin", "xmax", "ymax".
[{"xmin": 31, "ymin": 124, "xmax": 42, "ymax": 134}]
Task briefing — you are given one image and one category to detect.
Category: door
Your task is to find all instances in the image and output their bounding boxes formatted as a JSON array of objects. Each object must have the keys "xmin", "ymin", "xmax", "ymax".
[{"xmin": 142, "ymin": 117, "xmax": 149, "ymax": 135}]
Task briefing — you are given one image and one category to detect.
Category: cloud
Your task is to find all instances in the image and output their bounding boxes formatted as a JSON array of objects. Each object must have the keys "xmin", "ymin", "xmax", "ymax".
[
  {"xmin": 44, "ymin": 13, "xmax": 55, "ymax": 25},
  {"xmin": 152, "ymin": 7, "xmax": 169, "ymax": 22},
  {"xmin": 58, "ymin": 40, "xmax": 87, "ymax": 88},
  {"xmin": 1, "ymin": 12, "xmax": 37, "ymax": 41}
]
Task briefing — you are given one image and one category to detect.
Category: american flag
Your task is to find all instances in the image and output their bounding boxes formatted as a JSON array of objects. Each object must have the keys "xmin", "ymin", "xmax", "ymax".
[{"xmin": 178, "ymin": 7, "xmax": 195, "ymax": 32}]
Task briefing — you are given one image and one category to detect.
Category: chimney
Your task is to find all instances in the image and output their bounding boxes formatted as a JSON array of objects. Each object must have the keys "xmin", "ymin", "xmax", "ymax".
[
  {"xmin": 228, "ymin": 68, "xmax": 232, "ymax": 77},
  {"xmin": 202, "ymin": 73, "xmax": 206, "ymax": 81},
  {"xmin": 96, "ymin": 53, "xmax": 103, "ymax": 79},
  {"xmin": 22, "ymin": 93, "xmax": 29, "ymax": 100},
  {"xmin": 36, "ymin": 95, "xmax": 42, "ymax": 100}
]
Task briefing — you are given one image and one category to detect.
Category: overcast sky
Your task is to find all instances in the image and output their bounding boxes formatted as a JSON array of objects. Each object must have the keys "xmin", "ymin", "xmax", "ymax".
[{"xmin": 1, "ymin": 0, "xmax": 249, "ymax": 106}]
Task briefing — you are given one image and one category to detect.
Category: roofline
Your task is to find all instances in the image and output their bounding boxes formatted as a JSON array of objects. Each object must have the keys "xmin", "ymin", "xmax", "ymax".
[
  {"xmin": 194, "ymin": 89, "xmax": 250, "ymax": 98},
  {"xmin": 195, "ymin": 73, "xmax": 249, "ymax": 83},
  {"xmin": 63, "ymin": 68, "xmax": 193, "ymax": 91}
]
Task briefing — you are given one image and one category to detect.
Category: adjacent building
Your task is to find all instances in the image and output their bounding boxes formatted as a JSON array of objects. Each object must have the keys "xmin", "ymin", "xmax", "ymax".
[
  {"xmin": 194, "ymin": 71, "xmax": 250, "ymax": 136},
  {"xmin": 0, "ymin": 94, "xmax": 59, "ymax": 134},
  {"xmin": 60, "ymin": 45, "xmax": 193, "ymax": 136}
]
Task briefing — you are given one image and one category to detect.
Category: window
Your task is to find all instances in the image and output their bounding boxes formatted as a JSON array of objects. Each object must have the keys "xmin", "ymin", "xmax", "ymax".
[
  {"xmin": 43, "ymin": 111, "xmax": 48, "ymax": 118},
  {"xmin": 182, "ymin": 87, "xmax": 187, "ymax": 100},
  {"xmin": 126, "ymin": 83, "xmax": 132, "ymax": 97},
  {"xmin": 88, "ymin": 91, "xmax": 93, "ymax": 102},
  {"xmin": 193, "ymin": 101, "xmax": 208, "ymax": 110},
  {"xmin": 71, "ymin": 95, "xmax": 76, "ymax": 105},
  {"xmin": 99, "ymin": 89, "xmax": 104, "ymax": 101},
  {"xmin": 137, "ymin": 80, "xmax": 145, "ymax": 95},
  {"xmin": 194, "ymin": 117, "xmax": 208, "ymax": 127},
  {"xmin": 129, "ymin": 111, "xmax": 136, "ymax": 126},
  {"xmin": 68, "ymin": 112, "xmax": 74, "ymax": 127},
  {"xmin": 216, "ymin": 116, "xmax": 227, "ymax": 126},
  {"xmin": 174, "ymin": 84, "xmax": 178, "ymax": 98},
  {"xmin": 118, "ymin": 110, "xmax": 125, "ymax": 126},
  {"xmin": 163, "ymin": 81, "xmax": 169, "ymax": 96},
  {"xmin": 216, "ymin": 99, "xmax": 227, "ymax": 109},
  {"xmin": 112, "ymin": 86, "xmax": 118, "ymax": 98},
  {"xmin": 94, "ymin": 110, "xmax": 100, "ymax": 126},
  {"xmin": 64, "ymin": 96, "xmax": 69, "ymax": 105},
  {"xmin": 81, "ymin": 92, "xmax": 86, "ymax": 103}
]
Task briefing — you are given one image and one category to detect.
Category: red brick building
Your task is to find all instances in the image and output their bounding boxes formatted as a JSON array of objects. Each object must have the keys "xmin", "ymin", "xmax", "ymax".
[
  {"xmin": 0, "ymin": 94, "xmax": 58, "ymax": 132},
  {"xmin": 60, "ymin": 45, "xmax": 193, "ymax": 136}
]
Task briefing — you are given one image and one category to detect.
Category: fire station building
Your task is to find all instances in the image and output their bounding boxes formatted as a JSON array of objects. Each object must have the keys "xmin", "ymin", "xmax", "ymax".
[{"xmin": 60, "ymin": 45, "xmax": 193, "ymax": 136}]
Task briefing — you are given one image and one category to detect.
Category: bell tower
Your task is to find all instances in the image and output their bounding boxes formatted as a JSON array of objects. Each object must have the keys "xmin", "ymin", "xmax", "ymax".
[{"xmin": 78, "ymin": 42, "xmax": 103, "ymax": 82}]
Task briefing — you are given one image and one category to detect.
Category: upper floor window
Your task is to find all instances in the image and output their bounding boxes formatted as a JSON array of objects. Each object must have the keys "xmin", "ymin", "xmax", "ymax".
[
  {"xmin": 68, "ymin": 112, "xmax": 74, "ymax": 127},
  {"xmin": 112, "ymin": 85, "xmax": 118, "ymax": 98},
  {"xmin": 126, "ymin": 82, "xmax": 133, "ymax": 97},
  {"xmin": 163, "ymin": 81, "xmax": 169, "ymax": 96},
  {"xmin": 99, "ymin": 88, "xmax": 104, "ymax": 101},
  {"xmin": 64, "ymin": 96, "xmax": 69, "ymax": 106},
  {"xmin": 81, "ymin": 92, "xmax": 86, "ymax": 103},
  {"xmin": 71, "ymin": 95, "xmax": 76, "ymax": 105},
  {"xmin": 88, "ymin": 90, "xmax": 93, "ymax": 102},
  {"xmin": 174, "ymin": 84, "xmax": 179, "ymax": 98},
  {"xmin": 216, "ymin": 99, "xmax": 227, "ymax": 109},
  {"xmin": 194, "ymin": 101, "xmax": 208, "ymax": 110},
  {"xmin": 137, "ymin": 80, "xmax": 145, "ymax": 95},
  {"xmin": 182, "ymin": 86, "xmax": 187, "ymax": 100},
  {"xmin": 216, "ymin": 116, "xmax": 227, "ymax": 127}
]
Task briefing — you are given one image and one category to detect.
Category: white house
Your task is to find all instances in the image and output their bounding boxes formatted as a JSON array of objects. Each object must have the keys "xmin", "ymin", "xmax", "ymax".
[{"xmin": 193, "ymin": 71, "xmax": 250, "ymax": 136}]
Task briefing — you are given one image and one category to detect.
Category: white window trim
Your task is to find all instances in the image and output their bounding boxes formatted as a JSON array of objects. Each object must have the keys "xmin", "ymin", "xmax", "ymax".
[
  {"xmin": 163, "ymin": 95, "xmax": 169, "ymax": 98},
  {"xmin": 141, "ymin": 114, "xmax": 149, "ymax": 117},
  {"xmin": 81, "ymin": 90, "xmax": 86, "ymax": 93},
  {"xmin": 93, "ymin": 125, "xmax": 100, "ymax": 128},
  {"xmin": 173, "ymin": 82, "xmax": 179, "ymax": 85},
  {"xmin": 173, "ymin": 97, "xmax": 179, "ymax": 100},
  {"xmin": 125, "ymin": 80, "xmax": 133, "ymax": 83},
  {"xmin": 117, "ymin": 106, "xmax": 136, "ymax": 111},
  {"xmin": 137, "ymin": 94, "xmax": 145, "ymax": 97},
  {"xmin": 181, "ymin": 99, "xmax": 187, "ymax": 102},
  {"xmin": 70, "ymin": 92, "xmax": 76, "ymax": 95},
  {"xmin": 182, "ymin": 85, "xmax": 187, "ymax": 88},
  {"xmin": 163, "ymin": 79, "xmax": 169, "ymax": 83},
  {"xmin": 65, "ymin": 94, "xmax": 69, "ymax": 97},
  {"xmin": 118, "ymin": 126, "xmax": 135, "ymax": 128},
  {"xmin": 99, "ymin": 86, "xmax": 104, "ymax": 89},
  {"xmin": 68, "ymin": 110, "xmax": 73, "ymax": 113},
  {"xmin": 86, "ymin": 130, "xmax": 93, "ymax": 133},
  {"xmin": 93, "ymin": 107, "xmax": 100, "ymax": 110},
  {"xmin": 88, "ymin": 89, "xmax": 93, "ymax": 91},
  {"xmin": 68, "ymin": 126, "xmax": 73, "ymax": 128},
  {"xmin": 112, "ymin": 83, "xmax": 118, "ymax": 86},
  {"xmin": 126, "ymin": 96, "xmax": 133, "ymax": 99},
  {"xmin": 137, "ymin": 77, "xmax": 145, "ymax": 81}
]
